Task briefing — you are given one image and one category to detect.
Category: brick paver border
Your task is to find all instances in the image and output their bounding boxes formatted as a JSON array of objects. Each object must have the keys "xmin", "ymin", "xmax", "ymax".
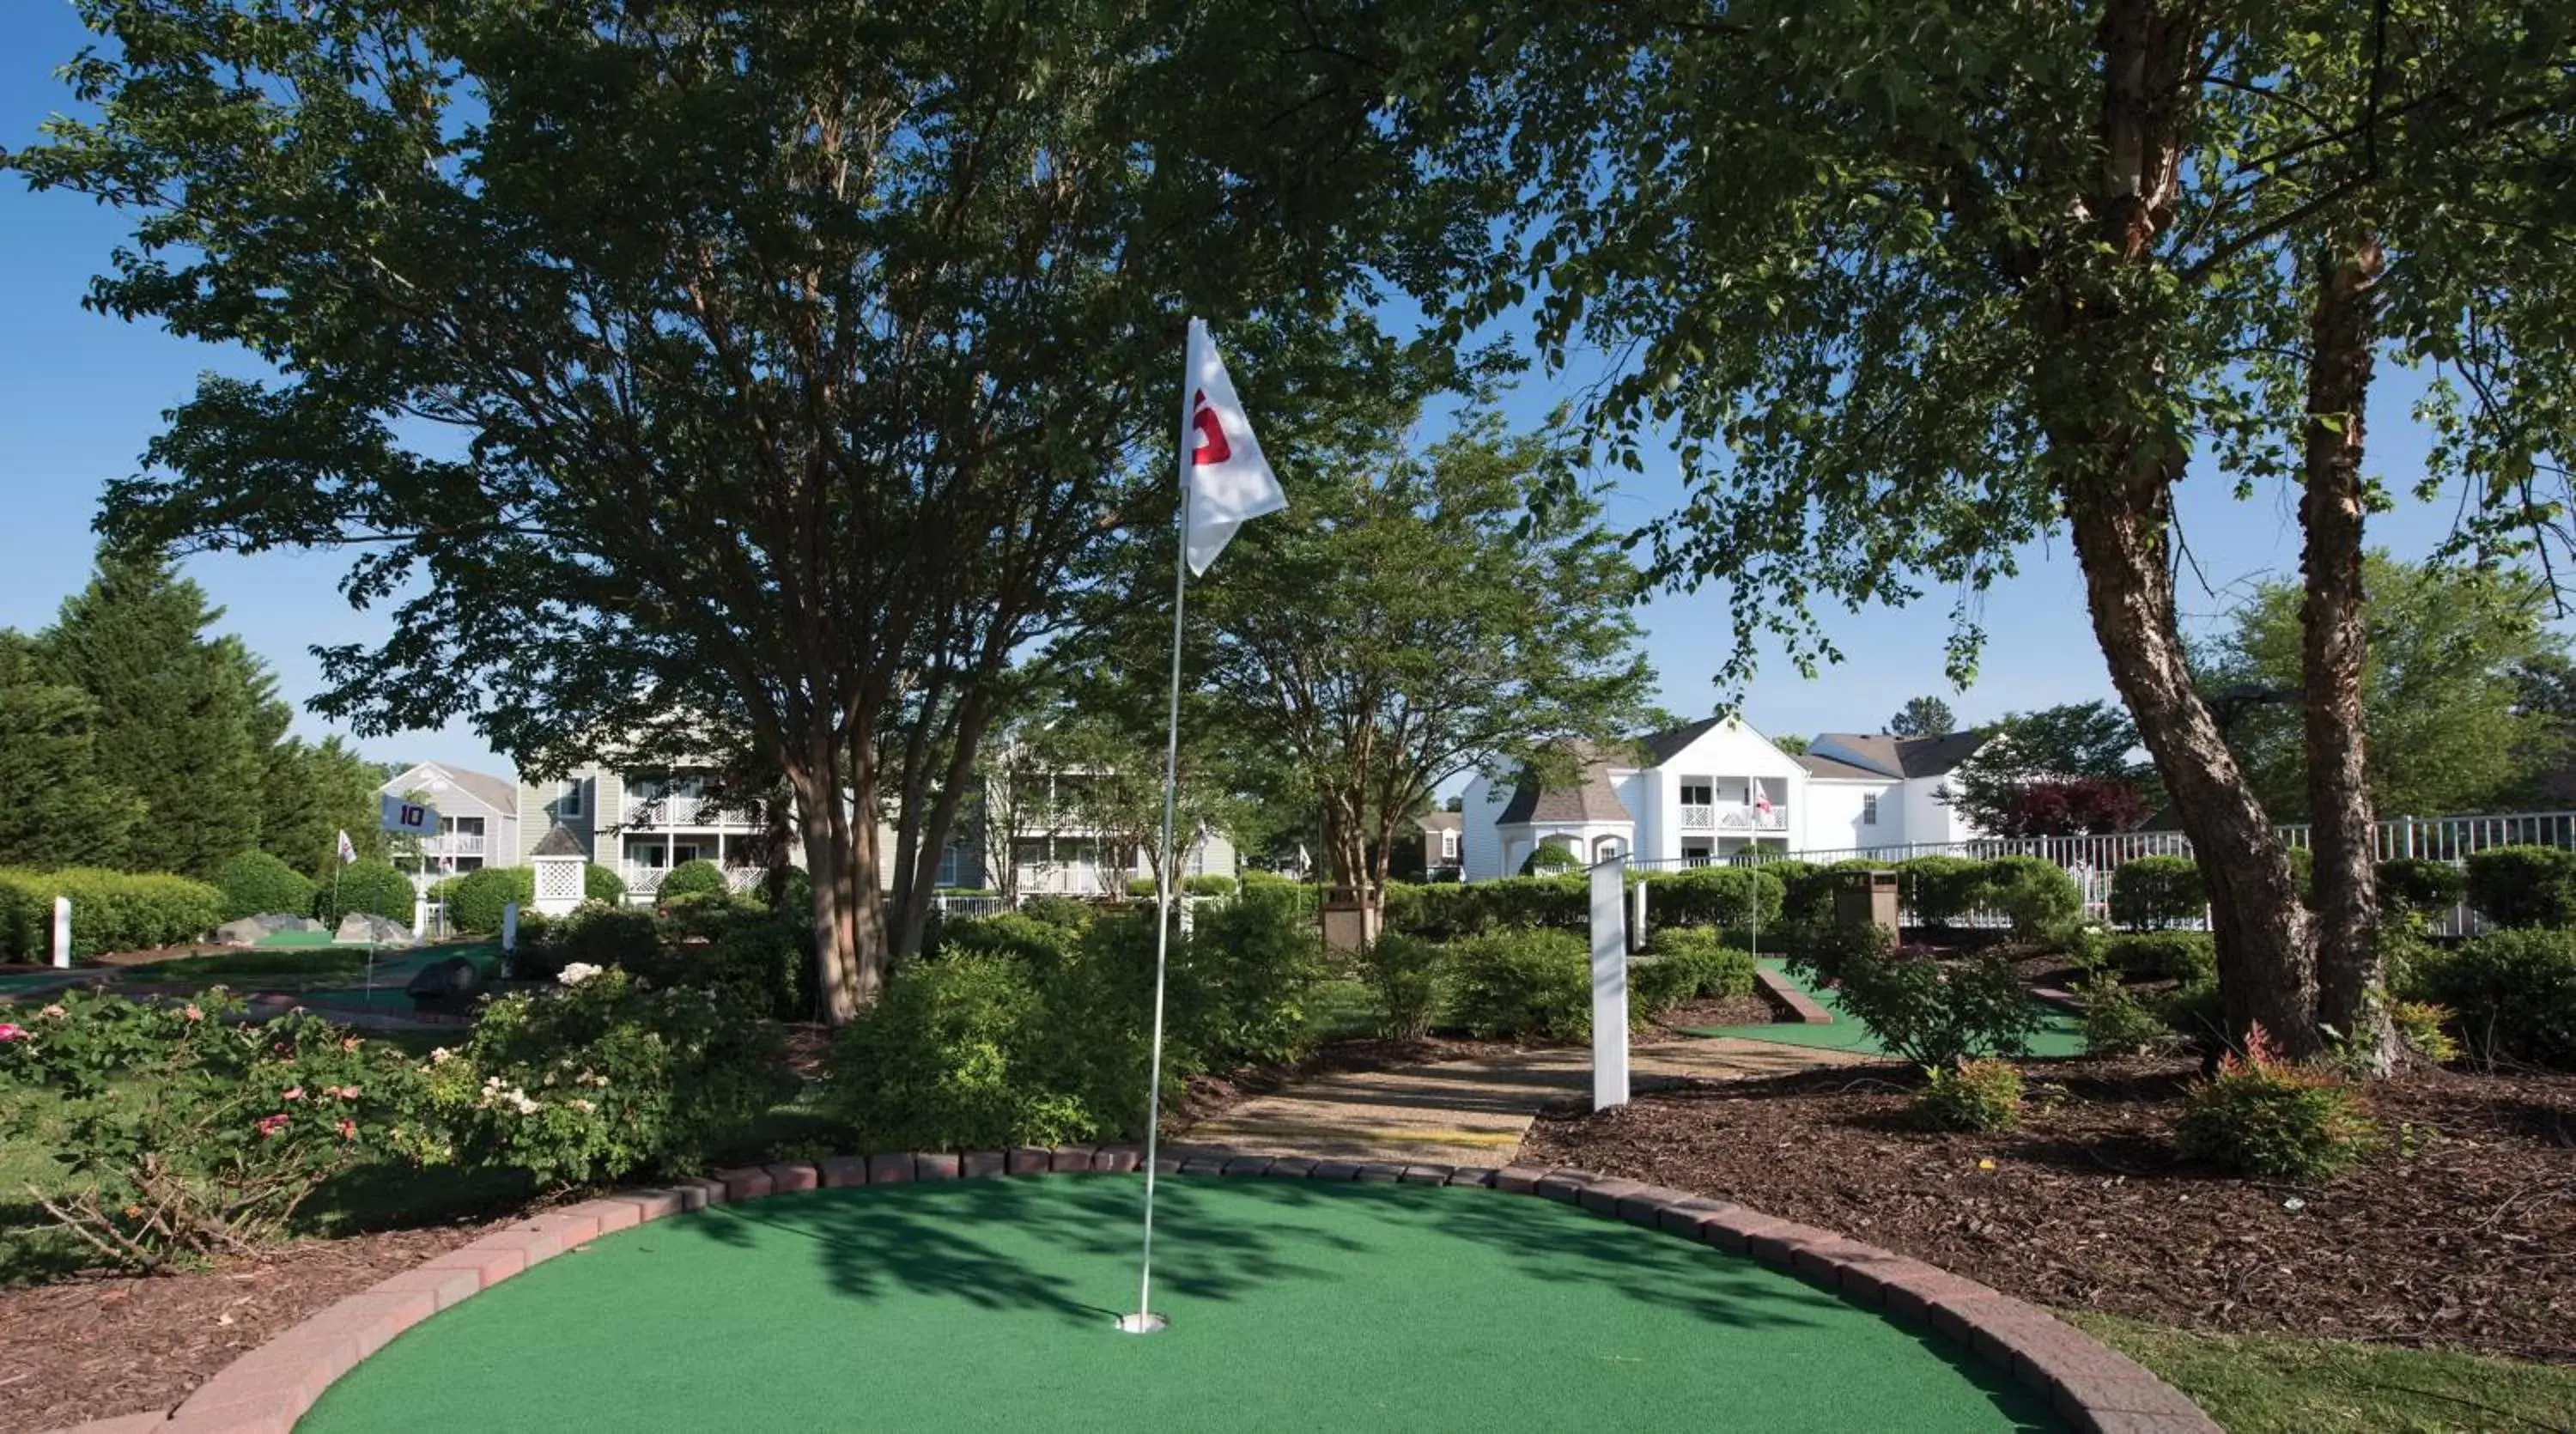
[
  {"xmin": 52, "ymin": 1152, "xmax": 2216, "ymax": 1434},
  {"xmin": 1752, "ymin": 965, "xmax": 1834, "ymax": 1024}
]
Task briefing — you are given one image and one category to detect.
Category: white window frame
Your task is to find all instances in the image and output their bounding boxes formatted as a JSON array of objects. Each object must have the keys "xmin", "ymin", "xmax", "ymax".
[
  {"xmin": 561, "ymin": 781, "xmax": 584, "ymax": 818},
  {"xmin": 1862, "ymin": 793, "xmax": 1880, "ymax": 825},
  {"xmin": 1442, "ymin": 829, "xmax": 1459, "ymax": 860}
]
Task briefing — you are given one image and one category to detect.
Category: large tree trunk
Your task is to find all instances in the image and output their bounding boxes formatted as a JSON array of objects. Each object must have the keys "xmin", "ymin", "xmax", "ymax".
[
  {"xmin": 786, "ymin": 725, "xmax": 888, "ymax": 1024},
  {"xmin": 2066, "ymin": 480, "xmax": 2319, "ymax": 1054},
  {"xmin": 2045, "ymin": 0, "xmax": 2317, "ymax": 1055},
  {"xmin": 2301, "ymin": 233, "xmax": 2389, "ymax": 1067}
]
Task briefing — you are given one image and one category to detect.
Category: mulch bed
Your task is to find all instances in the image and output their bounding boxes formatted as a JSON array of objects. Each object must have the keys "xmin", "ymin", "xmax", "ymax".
[
  {"xmin": 0, "ymin": 1218, "xmax": 509, "ymax": 1431},
  {"xmin": 1522, "ymin": 1055, "xmax": 2576, "ymax": 1363},
  {"xmin": 1651, "ymin": 993, "xmax": 1779, "ymax": 1030}
]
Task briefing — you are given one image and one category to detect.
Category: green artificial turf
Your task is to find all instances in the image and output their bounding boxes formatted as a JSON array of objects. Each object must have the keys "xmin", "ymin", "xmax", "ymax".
[
  {"xmin": 1683, "ymin": 960, "xmax": 2088, "ymax": 1058},
  {"xmin": 301, "ymin": 1178, "xmax": 2058, "ymax": 1434}
]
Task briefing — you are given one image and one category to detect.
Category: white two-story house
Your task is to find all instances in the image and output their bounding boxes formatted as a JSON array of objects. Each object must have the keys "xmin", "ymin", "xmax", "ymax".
[
  {"xmin": 380, "ymin": 762, "xmax": 523, "ymax": 884},
  {"xmin": 1458, "ymin": 717, "xmax": 1812, "ymax": 880},
  {"xmin": 1453, "ymin": 718, "xmax": 1997, "ymax": 880}
]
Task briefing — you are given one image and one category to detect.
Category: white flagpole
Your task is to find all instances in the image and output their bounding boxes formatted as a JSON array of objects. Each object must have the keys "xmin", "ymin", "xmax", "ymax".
[{"xmin": 1123, "ymin": 325, "xmax": 1196, "ymax": 1337}]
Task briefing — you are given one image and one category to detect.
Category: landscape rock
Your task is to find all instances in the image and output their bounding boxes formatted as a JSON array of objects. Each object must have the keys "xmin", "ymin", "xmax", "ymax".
[
  {"xmin": 211, "ymin": 913, "xmax": 331, "ymax": 946},
  {"xmin": 335, "ymin": 912, "xmax": 419, "ymax": 947},
  {"xmin": 406, "ymin": 955, "xmax": 488, "ymax": 1015}
]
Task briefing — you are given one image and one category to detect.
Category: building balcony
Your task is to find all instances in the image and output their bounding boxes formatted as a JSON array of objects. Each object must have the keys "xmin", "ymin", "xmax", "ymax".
[
  {"xmin": 419, "ymin": 832, "xmax": 487, "ymax": 857},
  {"xmin": 619, "ymin": 796, "xmax": 760, "ymax": 832},
  {"xmin": 1680, "ymin": 803, "xmax": 1788, "ymax": 833}
]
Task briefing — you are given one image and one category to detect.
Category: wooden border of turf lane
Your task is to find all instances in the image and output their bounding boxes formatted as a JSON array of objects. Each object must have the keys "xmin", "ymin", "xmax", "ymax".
[{"xmin": 51, "ymin": 1149, "xmax": 2216, "ymax": 1434}]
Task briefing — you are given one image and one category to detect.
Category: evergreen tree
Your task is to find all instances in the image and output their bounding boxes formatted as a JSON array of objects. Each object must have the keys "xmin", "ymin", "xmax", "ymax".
[
  {"xmin": 0, "ymin": 633, "xmax": 145, "ymax": 867},
  {"xmin": 39, "ymin": 549, "xmax": 263, "ymax": 878},
  {"xmin": 263, "ymin": 736, "xmax": 385, "ymax": 878}
]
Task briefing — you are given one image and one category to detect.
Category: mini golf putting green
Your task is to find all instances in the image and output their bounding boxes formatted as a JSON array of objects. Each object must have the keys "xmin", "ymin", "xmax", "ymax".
[
  {"xmin": 1685, "ymin": 960, "xmax": 2088, "ymax": 1058},
  {"xmin": 300, "ymin": 1177, "xmax": 2060, "ymax": 1432}
]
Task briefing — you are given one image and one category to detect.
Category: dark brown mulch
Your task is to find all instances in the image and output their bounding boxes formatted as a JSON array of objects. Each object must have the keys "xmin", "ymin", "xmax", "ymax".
[
  {"xmin": 1522, "ymin": 1056, "xmax": 2576, "ymax": 1363},
  {"xmin": 0, "ymin": 1218, "xmax": 509, "ymax": 1431}
]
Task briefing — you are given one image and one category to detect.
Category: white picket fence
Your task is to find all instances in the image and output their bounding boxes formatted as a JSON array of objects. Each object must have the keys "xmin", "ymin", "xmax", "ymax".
[{"xmin": 1696, "ymin": 810, "xmax": 2576, "ymax": 933}]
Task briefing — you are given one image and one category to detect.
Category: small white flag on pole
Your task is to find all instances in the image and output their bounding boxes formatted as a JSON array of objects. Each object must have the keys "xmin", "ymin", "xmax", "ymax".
[
  {"xmin": 336, "ymin": 829, "xmax": 358, "ymax": 866},
  {"xmin": 1182, "ymin": 318, "xmax": 1285, "ymax": 575},
  {"xmin": 380, "ymin": 795, "xmax": 439, "ymax": 836}
]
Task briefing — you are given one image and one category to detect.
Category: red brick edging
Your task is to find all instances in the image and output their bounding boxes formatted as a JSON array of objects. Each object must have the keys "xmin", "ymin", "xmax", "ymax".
[
  {"xmin": 52, "ymin": 1150, "xmax": 2215, "ymax": 1434},
  {"xmin": 1753, "ymin": 964, "xmax": 1835, "ymax": 1024}
]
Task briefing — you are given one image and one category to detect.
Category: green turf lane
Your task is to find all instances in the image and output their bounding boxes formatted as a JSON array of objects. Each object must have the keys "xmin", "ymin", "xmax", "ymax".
[
  {"xmin": 1682, "ymin": 959, "xmax": 2087, "ymax": 1058},
  {"xmin": 300, "ymin": 1177, "xmax": 2059, "ymax": 1433}
]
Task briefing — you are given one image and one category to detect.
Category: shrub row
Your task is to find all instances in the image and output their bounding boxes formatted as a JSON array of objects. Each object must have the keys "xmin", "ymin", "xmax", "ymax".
[
  {"xmin": 829, "ymin": 885, "xmax": 1322, "ymax": 1151},
  {"xmin": 0, "ymin": 868, "xmax": 225, "ymax": 960},
  {"xmin": 2105, "ymin": 850, "xmax": 2484, "ymax": 930},
  {"xmin": 1386, "ymin": 857, "xmax": 2082, "ymax": 945},
  {"xmin": 214, "ymin": 852, "xmax": 318, "ymax": 922}
]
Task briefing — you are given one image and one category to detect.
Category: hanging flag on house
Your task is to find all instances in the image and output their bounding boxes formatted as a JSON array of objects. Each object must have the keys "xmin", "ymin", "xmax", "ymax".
[
  {"xmin": 1753, "ymin": 780, "xmax": 1773, "ymax": 816},
  {"xmin": 336, "ymin": 829, "xmax": 358, "ymax": 866},
  {"xmin": 380, "ymin": 794, "xmax": 439, "ymax": 836},
  {"xmin": 1181, "ymin": 317, "xmax": 1285, "ymax": 575}
]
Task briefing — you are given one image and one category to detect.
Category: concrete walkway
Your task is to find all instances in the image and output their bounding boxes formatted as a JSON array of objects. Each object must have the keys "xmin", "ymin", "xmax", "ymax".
[{"xmin": 1181, "ymin": 1035, "xmax": 1868, "ymax": 1168}]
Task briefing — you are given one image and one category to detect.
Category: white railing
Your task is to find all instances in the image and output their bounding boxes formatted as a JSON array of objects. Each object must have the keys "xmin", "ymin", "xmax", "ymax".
[
  {"xmin": 621, "ymin": 796, "xmax": 760, "ymax": 831},
  {"xmin": 1713, "ymin": 805, "xmax": 1789, "ymax": 832},
  {"xmin": 1721, "ymin": 810, "xmax": 2576, "ymax": 934},
  {"xmin": 1680, "ymin": 803, "xmax": 1716, "ymax": 831},
  {"xmin": 418, "ymin": 832, "xmax": 486, "ymax": 857},
  {"xmin": 619, "ymin": 864, "xmax": 767, "ymax": 901}
]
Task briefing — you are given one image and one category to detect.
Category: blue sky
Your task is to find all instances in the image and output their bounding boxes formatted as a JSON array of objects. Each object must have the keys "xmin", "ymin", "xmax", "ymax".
[{"xmin": 0, "ymin": 3, "xmax": 2494, "ymax": 781}]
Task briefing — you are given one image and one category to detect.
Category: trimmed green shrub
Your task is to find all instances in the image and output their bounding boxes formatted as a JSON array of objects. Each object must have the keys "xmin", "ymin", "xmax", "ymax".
[
  {"xmin": 317, "ymin": 860, "xmax": 413, "ymax": 925},
  {"xmin": 1448, "ymin": 927, "xmax": 1593, "ymax": 1042},
  {"xmin": 1642, "ymin": 866, "xmax": 1784, "ymax": 933},
  {"xmin": 1766, "ymin": 860, "xmax": 1837, "ymax": 927},
  {"xmin": 538, "ymin": 902, "xmax": 661, "ymax": 980},
  {"xmin": 1183, "ymin": 874, "xmax": 1237, "ymax": 897},
  {"xmin": 674, "ymin": 913, "xmax": 811, "ymax": 1020},
  {"xmin": 441, "ymin": 866, "xmax": 537, "ymax": 935},
  {"xmin": 1019, "ymin": 895, "xmax": 1094, "ymax": 930},
  {"xmin": 1916, "ymin": 1058, "xmax": 2024, "ymax": 1132},
  {"xmin": 1788, "ymin": 924, "xmax": 2041, "ymax": 1066},
  {"xmin": 831, "ymin": 951, "xmax": 1101, "ymax": 1151},
  {"xmin": 1240, "ymin": 870, "xmax": 1296, "ymax": 889},
  {"xmin": 2464, "ymin": 846, "xmax": 2576, "ymax": 929},
  {"xmin": 2108, "ymin": 856, "xmax": 2204, "ymax": 929},
  {"xmin": 1168, "ymin": 883, "xmax": 1322, "ymax": 1069},
  {"xmin": 656, "ymin": 859, "xmax": 730, "ymax": 905},
  {"xmin": 1361, "ymin": 933, "xmax": 1443, "ymax": 1041},
  {"xmin": 585, "ymin": 864, "xmax": 628, "ymax": 904},
  {"xmin": 407, "ymin": 965, "xmax": 795, "ymax": 1187},
  {"xmin": 2178, "ymin": 1029, "xmax": 2377, "ymax": 1181},
  {"xmin": 2424, "ymin": 927, "xmax": 2576, "ymax": 1068},
  {"xmin": 2074, "ymin": 970, "xmax": 2170, "ymax": 1056},
  {"xmin": 0, "ymin": 868, "xmax": 228, "ymax": 960},
  {"xmin": 1124, "ymin": 876, "xmax": 1160, "ymax": 898},
  {"xmin": 2375, "ymin": 858, "xmax": 2466, "ymax": 919},
  {"xmin": 2099, "ymin": 931, "xmax": 2216, "ymax": 984},
  {"xmin": 1981, "ymin": 856, "xmax": 2082, "ymax": 940},
  {"xmin": 1896, "ymin": 855, "xmax": 1987, "ymax": 928},
  {"xmin": 2159, "ymin": 979, "xmax": 2226, "ymax": 1044},
  {"xmin": 1633, "ymin": 926, "xmax": 1757, "ymax": 1015},
  {"xmin": 935, "ymin": 912, "xmax": 1083, "ymax": 969},
  {"xmin": 214, "ymin": 851, "xmax": 318, "ymax": 922},
  {"xmin": 1520, "ymin": 843, "xmax": 1583, "ymax": 876}
]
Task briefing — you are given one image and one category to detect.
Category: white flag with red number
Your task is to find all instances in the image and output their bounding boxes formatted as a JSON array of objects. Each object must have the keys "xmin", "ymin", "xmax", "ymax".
[
  {"xmin": 336, "ymin": 829, "xmax": 357, "ymax": 866},
  {"xmin": 1181, "ymin": 318, "xmax": 1285, "ymax": 575}
]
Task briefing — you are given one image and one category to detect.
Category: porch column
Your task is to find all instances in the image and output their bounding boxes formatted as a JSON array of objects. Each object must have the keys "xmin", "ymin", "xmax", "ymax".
[{"xmin": 666, "ymin": 831, "xmax": 675, "ymax": 869}]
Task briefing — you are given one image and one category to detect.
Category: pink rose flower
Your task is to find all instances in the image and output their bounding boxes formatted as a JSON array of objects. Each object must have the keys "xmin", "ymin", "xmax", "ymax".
[
  {"xmin": 337, "ymin": 1119, "xmax": 357, "ymax": 1142},
  {"xmin": 281, "ymin": 1086, "xmax": 305, "ymax": 1102},
  {"xmin": 0, "ymin": 1024, "xmax": 26, "ymax": 1042},
  {"xmin": 256, "ymin": 1114, "xmax": 290, "ymax": 1139}
]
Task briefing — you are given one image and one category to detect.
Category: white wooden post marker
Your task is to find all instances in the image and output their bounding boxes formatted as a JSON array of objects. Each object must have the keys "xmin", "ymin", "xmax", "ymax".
[
  {"xmin": 1589, "ymin": 855, "xmax": 1629, "ymax": 1112},
  {"xmin": 51, "ymin": 896, "xmax": 71, "ymax": 969},
  {"xmin": 501, "ymin": 900, "xmax": 519, "ymax": 953}
]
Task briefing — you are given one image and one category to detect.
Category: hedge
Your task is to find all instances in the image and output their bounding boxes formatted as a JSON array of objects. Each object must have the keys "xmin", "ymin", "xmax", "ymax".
[
  {"xmin": 0, "ymin": 868, "xmax": 225, "ymax": 960},
  {"xmin": 214, "ymin": 851, "xmax": 318, "ymax": 922},
  {"xmin": 1447, "ymin": 927, "xmax": 1594, "ymax": 1041},
  {"xmin": 2108, "ymin": 856, "xmax": 2204, "ymax": 929},
  {"xmin": 1980, "ymin": 855, "xmax": 2082, "ymax": 939},
  {"xmin": 657, "ymin": 859, "xmax": 730, "ymax": 904},
  {"xmin": 442, "ymin": 866, "xmax": 537, "ymax": 934},
  {"xmin": 2423, "ymin": 927, "xmax": 2576, "ymax": 1068},
  {"xmin": 2464, "ymin": 846, "xmax": 2576, "ymax": 929},
  {"xmin": 1639, "ymin": 866, "xmax": 1783, "ymax": 932},
  {"xmin": 1182, "ymin": 874, "xmax": 1238, "ymax": 897},
  {"xmin": 1895, "ymin": 855, "xmax": 1987, "ymax": 928},
  {"xmin": 586, "ymin": 863, "xmax": 629, "ymax": 904},
  {"xmin": 2376, "ymin": 857, "xmax": 2466, "ymax": 918},
  {"xmin": 317, "ymin": 860, "xmax": 416, "ymax": 925}
]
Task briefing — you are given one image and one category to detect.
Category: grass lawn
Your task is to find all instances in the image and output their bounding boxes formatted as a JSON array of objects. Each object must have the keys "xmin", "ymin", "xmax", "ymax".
[{"xmin": 2068, "ymin": 1310, "xmax": 2576, "ymax": 1434}]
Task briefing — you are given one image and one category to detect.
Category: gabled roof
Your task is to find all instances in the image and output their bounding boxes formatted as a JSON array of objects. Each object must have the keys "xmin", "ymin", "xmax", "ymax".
[
  {"xmin": 1810, "ymin": 730, "xmax": 1990, "ymax": 780},
  {"xmin": 1498, "ymin": 744, "xmax": 1635, "ymax": 825},
  {"xmin": 530, "ymin": 824, "xmax": 588, "ymax": 858},
  {"xmin": 1637, "ymin": 714, "xmax": 1728, "ymax": 766},
  {"xmin": 1415, "ymin": 811, "xmax": 1463, "ymax": 835},
  {"xmin": 384, "ymin": 761, "xmax": 520, "ymax": 818},
  {"xmin": 1795, "ymin": 751, "xmax": 1893, "ymax": 782}
]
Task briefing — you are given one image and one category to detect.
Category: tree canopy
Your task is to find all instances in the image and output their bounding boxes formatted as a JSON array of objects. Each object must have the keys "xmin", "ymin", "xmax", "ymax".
[
  {"xmin": 1886, "ymin": 696, "xmax": 1957, "ymax": 738},
  {"xmin": 1944, "ymin": 702, "xmax": 2163, "ymax": 835},
  {"xmin": 12, "ymin": 0, "xmax": 1471, "ymax": 1018},
  {"xmin": 2201, "ymin": 555, "xmax": 2567, "ymax": 819}
]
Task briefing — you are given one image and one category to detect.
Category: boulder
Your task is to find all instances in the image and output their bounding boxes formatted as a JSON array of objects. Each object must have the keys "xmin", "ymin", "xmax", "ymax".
[
  {"xmin": 406, "ymin": 955, "xmax": 488, "ymax": 1016},
  {"xmin": 334, "ymin": 912, "xmax": 418, "ymax": 947},
  {"xmin": 211, "ymin": 912, "xmax": 332, "ymax": 947}
]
